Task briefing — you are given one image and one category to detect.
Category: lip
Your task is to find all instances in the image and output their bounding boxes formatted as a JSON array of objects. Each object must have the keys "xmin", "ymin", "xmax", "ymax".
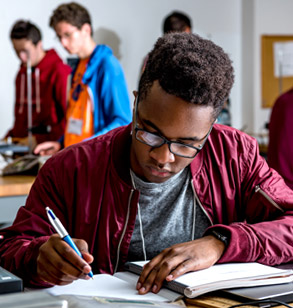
[{"xmin": 148, "ymin": 166, "xmax": 172, "ymax": 178}]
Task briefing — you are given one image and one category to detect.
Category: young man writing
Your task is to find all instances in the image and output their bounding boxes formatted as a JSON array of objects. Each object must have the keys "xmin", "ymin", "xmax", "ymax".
[
  {"xmin": 1, "ymin": 33, "xmax": 293, "ymax": 294},
  {"xmin": 34, "ymin": 2, "xmax": 131, "ymax": 155},
  {"xmin": 4, "ymin": 20, "xmax": 71, "ymax": 146}
]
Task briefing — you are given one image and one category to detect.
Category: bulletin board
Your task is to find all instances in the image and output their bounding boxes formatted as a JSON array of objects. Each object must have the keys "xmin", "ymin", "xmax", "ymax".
[{"xmin": 261, "ymin": 35, "xmax": 293, "ymax": 108}]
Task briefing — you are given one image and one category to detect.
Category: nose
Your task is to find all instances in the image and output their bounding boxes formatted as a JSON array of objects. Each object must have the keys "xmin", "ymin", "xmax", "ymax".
[
  {"xmin": 19, "ymin": 51, "xmax": 27, "ymax": 64},
  {"xmin": 149, "ymin": 143, "xmax": 175, "ymax": 165},
  {"xmin": 60, "ymin": 37, "xmax": 69, "ymax": 49}
]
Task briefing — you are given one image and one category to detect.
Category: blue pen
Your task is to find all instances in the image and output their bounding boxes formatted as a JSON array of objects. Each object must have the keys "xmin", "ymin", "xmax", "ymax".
[{"xmin": 45, "ymin": 207, "xmax": 94, "ymax": 279}]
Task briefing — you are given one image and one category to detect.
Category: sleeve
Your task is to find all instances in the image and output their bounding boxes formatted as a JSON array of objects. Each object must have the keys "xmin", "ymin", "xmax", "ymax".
[
  {"xmin": 0, "ymin": 156, "xmax": 67, "ymax": 287},
  {"xmin": 205, "ymin": 137, "xmax": 293, "ymax": 266},
  {"xmin": 91, "ymin": 55, "xmax": 132, "ymax": 138},
  {"xmin": 267, "ymin": 94, "xmax": 293, "ymax": 188}
]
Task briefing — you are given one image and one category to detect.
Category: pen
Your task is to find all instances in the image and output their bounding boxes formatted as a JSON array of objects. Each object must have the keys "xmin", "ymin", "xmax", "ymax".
[{"xmin": 45, "ymin": 207, "xmax": 94, "ymax": 279}]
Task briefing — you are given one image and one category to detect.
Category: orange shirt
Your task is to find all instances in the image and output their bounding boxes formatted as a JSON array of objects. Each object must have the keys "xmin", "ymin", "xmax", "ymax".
[{"xmin": 64, "ymin": 58, "xmax": 94, "ymax": 147}]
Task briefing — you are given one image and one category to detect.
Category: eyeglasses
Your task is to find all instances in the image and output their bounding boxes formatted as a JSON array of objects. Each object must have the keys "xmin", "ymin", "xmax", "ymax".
[{"xmin": 134, "ymin": 96, "xmax": 214, "ymax": 159}]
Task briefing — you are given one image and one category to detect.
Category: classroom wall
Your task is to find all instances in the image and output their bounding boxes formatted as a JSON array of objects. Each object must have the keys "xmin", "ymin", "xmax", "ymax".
[{"xmin": 251, "ymin": 0, "xmax": 293, "ymax": 135}]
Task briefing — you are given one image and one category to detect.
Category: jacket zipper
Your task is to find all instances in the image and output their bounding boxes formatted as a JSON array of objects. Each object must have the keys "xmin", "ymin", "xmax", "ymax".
[
  {"xmin": 114, "ymin": 188, "xmax": 134, "ymax": 273},
  {"xmin": 254, "ymin": 185, "xmax": 284, "ymax": 212},
  {"xmin": 191, "ymin": 180, "xmax": 213, "ymax": 226}
]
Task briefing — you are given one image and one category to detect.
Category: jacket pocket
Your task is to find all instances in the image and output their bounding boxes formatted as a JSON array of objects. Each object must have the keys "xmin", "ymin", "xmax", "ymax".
[{"xmin": 245, "ymin": 185, "xmax": 284, "ymax": 223}]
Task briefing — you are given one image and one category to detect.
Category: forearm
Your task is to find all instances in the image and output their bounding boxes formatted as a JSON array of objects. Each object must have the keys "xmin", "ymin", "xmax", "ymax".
[
  {"xmin": 209, "ymin": 214, "xmax": 293, "ymax": 265},
  {"xmin": 0, "ymin": 236, "xmax": 51, "ymax": 287}
]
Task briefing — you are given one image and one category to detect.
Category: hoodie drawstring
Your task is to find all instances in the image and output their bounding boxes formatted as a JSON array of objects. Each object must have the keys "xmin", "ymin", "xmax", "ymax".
[
  {"xmin": 35, "ymin": 68, "xmax": 41, "ymax": 113},
  {"xmin": 19, "ymin": 73, "xmax": 25, "ymax": 114}
]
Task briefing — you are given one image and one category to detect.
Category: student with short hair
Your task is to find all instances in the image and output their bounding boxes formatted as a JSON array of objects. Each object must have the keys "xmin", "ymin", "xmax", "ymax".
[
  {"xmin": 141, "ymin": 11, "xmax": 192, "ymax": 74},
  {"xmin": 163, "ymin": 11, "xmax": 192, "ymax": 33},
  {"xmin": 34, "ymin": 2, "xmax": 131, "ymax": 155},
  {"xmin": 4, "ymin": 20, "xmax": 71, "ymax": 146},
  {"xmin": 1, "ymin": 33, "xmax": 293, "ymax": 294}
]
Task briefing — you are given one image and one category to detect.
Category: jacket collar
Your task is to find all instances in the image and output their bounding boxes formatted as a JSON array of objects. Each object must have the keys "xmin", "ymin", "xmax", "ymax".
[{"xmin": 110, "ymin": 124, "xmax": 133, "ymax": 186}]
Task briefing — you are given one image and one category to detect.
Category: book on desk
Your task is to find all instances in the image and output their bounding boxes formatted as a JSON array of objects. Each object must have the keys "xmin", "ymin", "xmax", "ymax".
[{"xmin": 126, "ymin": 261, "xmax": 293, "ymax": 298}]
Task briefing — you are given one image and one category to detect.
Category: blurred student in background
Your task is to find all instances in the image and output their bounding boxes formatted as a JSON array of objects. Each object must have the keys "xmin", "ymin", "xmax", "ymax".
[
  {"xmin": 3, "ymin": 20, "xmax": 71, "ymax": 147},
  {"xmin": 141, "ymin": 11, "xmax": 192, "ymax": 73},
  {"xmin": 163, "ymin": 11, "xmax": 192, "ymax": 34},
  {"xmin": 268, "ymin": 90, "xmax": 293, "ymax": 189},
  {"xmin": 35, "ymin": 2, "xmax": 131, "ymax": 156}
]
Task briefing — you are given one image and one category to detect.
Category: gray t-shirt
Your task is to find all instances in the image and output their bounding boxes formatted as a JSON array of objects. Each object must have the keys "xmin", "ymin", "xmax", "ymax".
[{"xmin": 128, "ymin": 167, "xmax": 211, "ymax": 261}]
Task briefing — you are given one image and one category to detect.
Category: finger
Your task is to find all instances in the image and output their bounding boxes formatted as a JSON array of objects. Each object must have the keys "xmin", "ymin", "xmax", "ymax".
[
  {"xmin": 166, "ymin": 259, "xmax": 195, "ymax": 281},
  {"xmin": 40, "ymin": 235, "xmax": 92, "ymax": 278},
  {"xmin": 137, "ymin": 265, "xmax": 162, "ymax": 294},
  {"xmin": 146, "ymin": 256, "xmax": 186, "ymax": 293},
  {"xmin": 75, "ymin": 239, "xmax": 94, "ymax": 264},
  {"xmin": 137, "ymin": 255, "xmax": 164, "ymax": 290},
  {"xmin": 38, "ymin": 243, "xmax": 89, "ymax": 284},
  {"xmin": 82, "ymin": 252, "xmax": 94, "ymax": 264},
  {"xmin": 37, "ymin": 258, "xmax": 79, "ymax": 285},
  {"xmin": 54, "ymin": 238, "xmax": 93, "ymax": 275},
  {"xmin": 37, "ymin": 244, "xmax": 78, "ymax": 285},
  {"xmin": 138, "ymin": 252, "xmax": 191, "ymax": 294}
]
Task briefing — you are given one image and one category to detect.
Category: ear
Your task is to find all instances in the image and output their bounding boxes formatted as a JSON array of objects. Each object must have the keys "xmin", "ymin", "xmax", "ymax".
[
  {"xmin": 132, "ymin": 91, "xmax": 138, "ymax": 113},
  {"xmin": 36, "ymin": 41, "xmax": 43, "ymax": 50},
  {"xmin": 81, "ymin": 23, "xmax": 92, "ymax": 36}
]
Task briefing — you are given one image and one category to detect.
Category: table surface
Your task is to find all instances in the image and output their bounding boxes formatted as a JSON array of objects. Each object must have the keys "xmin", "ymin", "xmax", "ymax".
[
  {"xmin": 0, "ymin": 175, "xmax": 35, "ymax": 197},
  {"xmin": 185, "ymin": 294, "xmax": 293, "ymax": 308}
]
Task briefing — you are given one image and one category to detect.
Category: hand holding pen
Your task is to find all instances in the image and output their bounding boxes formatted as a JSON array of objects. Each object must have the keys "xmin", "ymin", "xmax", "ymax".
[
  {"xmin": 36, "ymin": 207, "xmax": 94, "ymax": 285},
  {"xmin": 46, "ymin": 207, "xmax": 93, "ymax": 279}
]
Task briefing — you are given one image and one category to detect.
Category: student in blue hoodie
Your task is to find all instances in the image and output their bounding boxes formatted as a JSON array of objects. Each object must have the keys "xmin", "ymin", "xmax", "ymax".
[{"xmin": 34, "ymin": 2, "xmax": 131, "ymax": 155}]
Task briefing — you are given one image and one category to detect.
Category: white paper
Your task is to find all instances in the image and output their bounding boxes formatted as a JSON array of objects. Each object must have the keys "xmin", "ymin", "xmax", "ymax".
[
  {"xmin": 115, "ymin": 271, "xmax": 180, "ymax": 302},
  {"xmin": 47, "ymin": 273, "xmax": 173, "ymax": 302},
  {"xmin": 274, "ymin": 41, "xmax": 293, "ymax": 77}
]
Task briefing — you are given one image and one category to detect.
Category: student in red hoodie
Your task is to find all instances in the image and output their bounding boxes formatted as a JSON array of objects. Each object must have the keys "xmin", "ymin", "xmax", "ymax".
[{"xmin": 3, "ymin": 20, "xmax": 71, "ymax": 147}]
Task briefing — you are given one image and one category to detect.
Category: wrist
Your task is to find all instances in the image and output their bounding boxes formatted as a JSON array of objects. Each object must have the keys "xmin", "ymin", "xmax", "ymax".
[{"xmin": 209, "ymin": 230, "xmax": 229, "ymax": 247}]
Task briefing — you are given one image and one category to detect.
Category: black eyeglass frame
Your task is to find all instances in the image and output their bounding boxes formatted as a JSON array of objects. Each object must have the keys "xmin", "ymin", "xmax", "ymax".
[{"xmin": 133, "ymin": 95, "xmax": 214, "ymax": 159}]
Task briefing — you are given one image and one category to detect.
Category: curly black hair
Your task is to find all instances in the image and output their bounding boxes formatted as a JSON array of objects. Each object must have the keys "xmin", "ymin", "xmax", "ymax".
[{"xmin": 138, "ymin": 33, "xmax": 234, "ymax": 119}]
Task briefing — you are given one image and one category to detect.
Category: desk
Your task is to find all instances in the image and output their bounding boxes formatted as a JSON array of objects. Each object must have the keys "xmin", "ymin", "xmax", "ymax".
[
  {"xmin": 185, "ymin": 294, "xmax": 293, "ymax": 308},
  {"xmin": 0, "ymin": 175, "xmax": 35, "ymax": 226}
]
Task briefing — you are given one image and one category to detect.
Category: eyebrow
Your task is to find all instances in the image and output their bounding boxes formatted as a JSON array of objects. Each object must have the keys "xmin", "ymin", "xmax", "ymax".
[{"xmin": 142, "ymin": 118, "xmax": 204, "ymax": 142}]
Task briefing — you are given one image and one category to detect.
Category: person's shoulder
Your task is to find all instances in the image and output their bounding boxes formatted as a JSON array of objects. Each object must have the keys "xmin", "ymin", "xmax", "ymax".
[
  {"xmin": 92, "ymin": 45, "xmax": 121, "ymax": 69},
  {"xmin": 212, "ymin": 124, "xmax": 255, "ymax": 142},
  {"xmin": 40, "ymin": 49, "xmax": 71, "ymax": 72},
  {"xmin": 209, "ymin": 124, "xmax": 257, "ymax": 154},
  {"xmin": 46, "ymin": 125, "xmax": 128, "ymax": 168},
  {"xmin": 274, "ymin": 88, "xmax": 293, "ymax": 104},
  {"xmin": 90, "ymin": 45, "xmax": 112, "ymax": 62}
]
